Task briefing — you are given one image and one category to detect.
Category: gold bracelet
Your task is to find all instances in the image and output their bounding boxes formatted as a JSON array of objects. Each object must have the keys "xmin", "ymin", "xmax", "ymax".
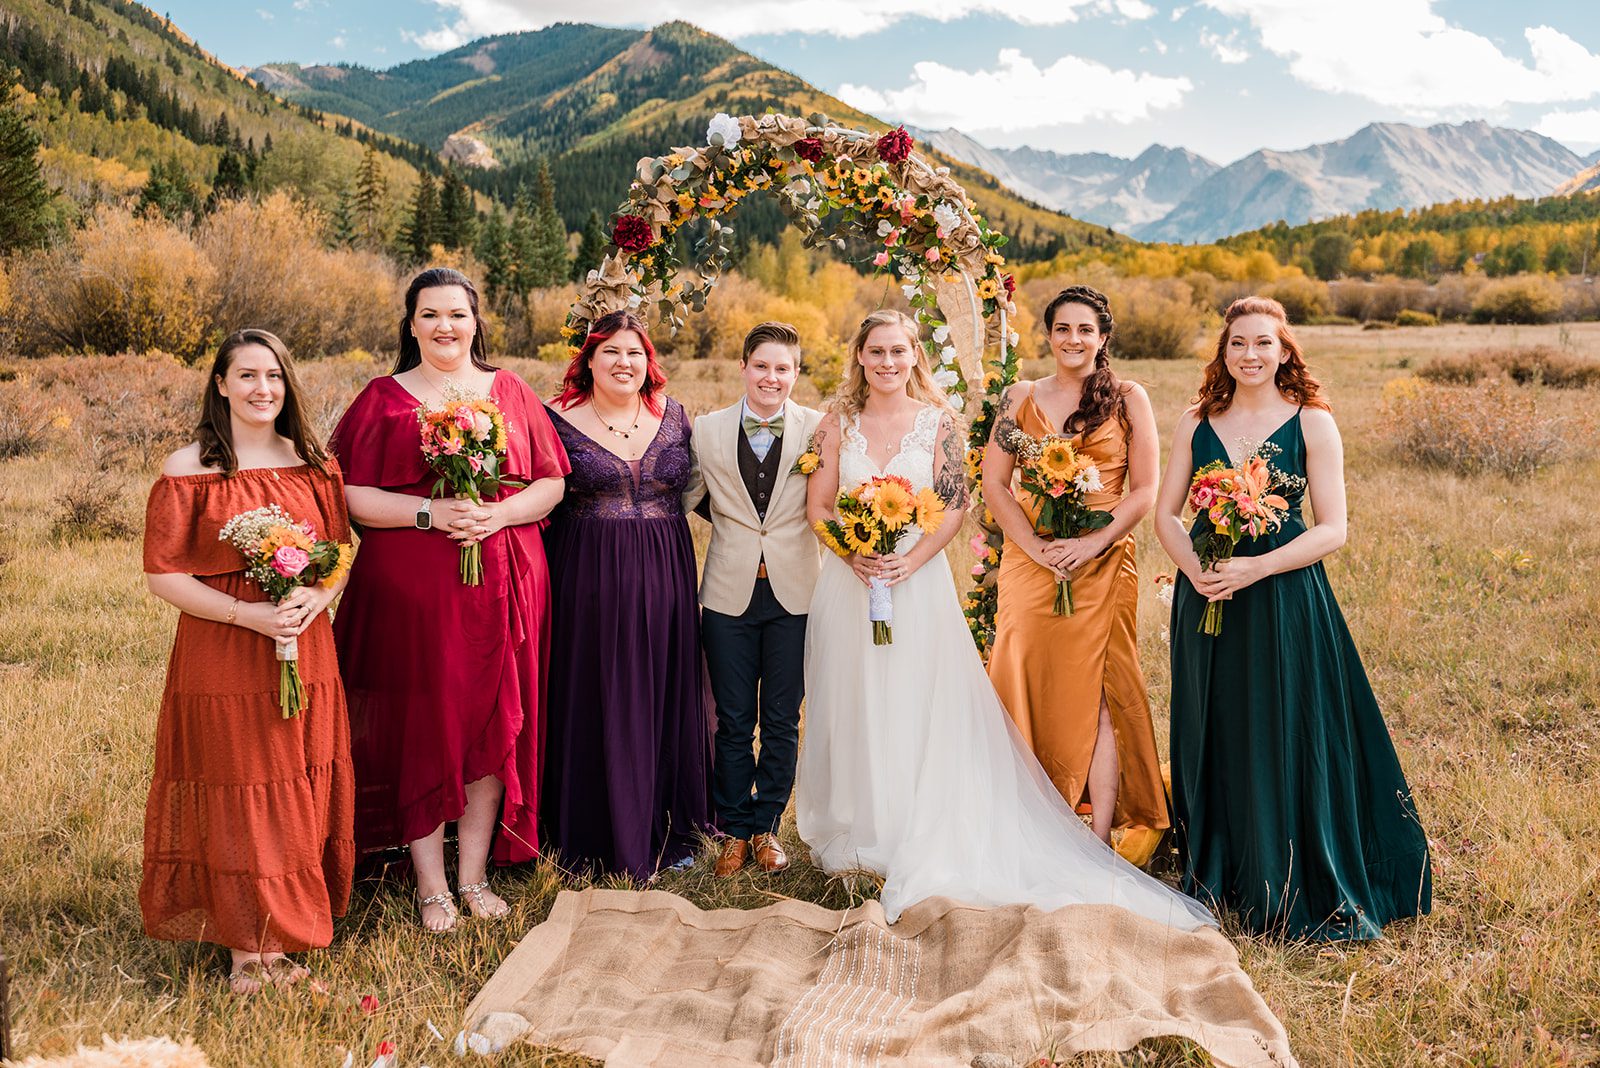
[{"xmin": 225, "ymin": 598, "xmax": 240, "ymax": 626}]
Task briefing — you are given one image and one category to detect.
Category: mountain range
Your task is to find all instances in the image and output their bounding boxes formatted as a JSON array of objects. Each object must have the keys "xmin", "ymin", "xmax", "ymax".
[
  {"xmin": 920, "ymin": 120, "xmax": 1593, "ymax": 244},
  {"xmin": 249, "ymin": 22, "xmax": 1112, "ymax": 260}
]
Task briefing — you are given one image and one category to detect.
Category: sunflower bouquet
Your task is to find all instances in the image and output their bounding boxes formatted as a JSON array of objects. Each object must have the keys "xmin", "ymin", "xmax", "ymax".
[
  {"xmin": 999, "ymin": 428, "xmax": 1114, "ymax": 615},
  {"xmin": 815, "ymin": 474, "xmax": 945, "ymax": 644},
  {"xmin": 417, "ymin": 386, "xmax": 522, "ymax": 585},
  {"xmin": 218, "ymin": 504, "xmax": 355, "ymax": 718},
  {"xmin": 1186, "ymin": 442, "xmax": 1303, "ymax": 636}
]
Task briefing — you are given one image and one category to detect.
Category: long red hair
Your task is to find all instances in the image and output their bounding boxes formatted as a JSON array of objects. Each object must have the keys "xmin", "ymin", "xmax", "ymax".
[
  {"xmin": 1194, "ymin": 297, "xmax": 1327, "ymax": 419},
  {"xmin": 555, "ymin": 310, "xmax": 668, "ymax": 416}
]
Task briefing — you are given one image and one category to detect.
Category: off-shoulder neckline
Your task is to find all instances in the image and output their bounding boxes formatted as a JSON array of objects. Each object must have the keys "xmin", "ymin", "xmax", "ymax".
[{"xmin": 156, "ymin": 463, "xmax": 317, "ymax": 485}]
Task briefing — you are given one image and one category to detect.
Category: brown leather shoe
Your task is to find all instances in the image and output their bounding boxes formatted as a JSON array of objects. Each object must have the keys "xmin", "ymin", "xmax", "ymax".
[
  {"xmin": 750, "ymin": 832, "xmax": 789, "ymax": 873},
  {"xmin": 713, "ymin": 837, "xmax": 750, "ymax": 878}
]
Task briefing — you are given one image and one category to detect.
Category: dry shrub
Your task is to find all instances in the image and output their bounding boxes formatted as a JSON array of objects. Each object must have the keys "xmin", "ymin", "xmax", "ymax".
[
  {"xmin": 1381, "ymin": 377, "xmax": 1568, "ymax": 478},
  {"xmin": 0, "ymin": 377, "xmax": 71, "ymax": 458},
  {"xmin": 1395, "ymin": 309, "xmax": 1438, "ymax": 327},
  {"xmin": 1431, "ymin": 273, "xmax": 1487, "ymax": 321},
  {"xmin": 1102, "ymin": 277, "xmax": 1203, "ymax": 360},
  {"xmin": 1471, "ymin": 275, "xmax": 1564, "ymax": 324},
  {"xmin": 29, "ymin": 354, "xmax": 200, "ymax": 469},
  {"xmin": 668, "ymin": 273, "xmax": 832, "ymax": 362},
  {"xmin": 1417, "ymin": 345, "xmax": 1600, "ymax": 388},
  {"xmin": 502, "ymin": 284, "xmax": 581, "ymax": 358},
  {"xmin": 28, "ymin": 208, "xmax": 217, "ymax": 362},
  {"xmin": 295, "ymin": 350, "xmax": 384, "ymax": 444},
  {"xmin": 199, "ymin": 194, "xmax": 399, "ymax": 358},
  {"xmin": 1261, "ymin": 274, "xmax": 1329, "ymax": 324},
  {"xmin": 1558, "ymin": 276, "xmax": 1600, "ymax": 322},
  {"xmin": 50, "ymin": 476, "xmax": 137, "ymax": 541}
]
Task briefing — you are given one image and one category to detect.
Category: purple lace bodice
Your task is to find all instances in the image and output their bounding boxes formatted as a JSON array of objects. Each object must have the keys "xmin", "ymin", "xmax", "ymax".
[{"xmin": 546, "ymin": 396, "xmax": 692, "ymax": 520}]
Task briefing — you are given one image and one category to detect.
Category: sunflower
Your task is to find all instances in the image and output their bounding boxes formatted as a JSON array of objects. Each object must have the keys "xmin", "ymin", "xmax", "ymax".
[
  {"xmin": 842, "ymin": 515, "xmax": 880, "ymax": 554},
  {"xmin": 914, "ymin": 487, "xmax": 946, "ymax": 535},
  {"xmin": 977, "ymin": 277, "xmax": 1000, "ymax": 300},
  {"xmin": 870, "ymin": 479, "xmax": 917, "ymax": 530},
  {"xmin": 813, "ymin": 520, "xmax": 850, "ymax": 558},
  {"xmin": 1038, "ymin": 439, "xmax": 1080, "ymax": 482}
]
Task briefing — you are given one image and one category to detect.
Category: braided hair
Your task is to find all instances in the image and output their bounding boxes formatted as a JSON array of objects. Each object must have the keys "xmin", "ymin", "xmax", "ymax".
[{"xmin": 1042, "ymin": 285, "xmax": 1127, "ymax": 437}]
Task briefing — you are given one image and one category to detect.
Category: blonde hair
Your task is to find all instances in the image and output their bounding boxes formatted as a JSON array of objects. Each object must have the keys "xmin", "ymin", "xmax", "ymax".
[{"xmin": 831, "ymin": 309, "xmax": 962, "ymax": 424}]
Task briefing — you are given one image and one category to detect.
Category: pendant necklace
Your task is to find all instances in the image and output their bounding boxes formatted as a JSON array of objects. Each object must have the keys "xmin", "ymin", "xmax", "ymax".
[{"xmin": 598, "ymin": 394, "xmax": 642, "ymax": 439}]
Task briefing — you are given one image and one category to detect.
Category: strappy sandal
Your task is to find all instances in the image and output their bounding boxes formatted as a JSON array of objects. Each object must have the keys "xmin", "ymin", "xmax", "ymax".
[
  {"xmin": 228, "ymin": 958, "xmax": 266, "ymax": 995},
  {"xmin": 457, "ymin": 879, "xmax": 510, "ymax": 919},
  {"xmin": 264, "ymin": 955, "xmax": 311, "ymax": 987},
  {"xmin": 417, "ymin": 888, "xmax": 459, "ymax": 932}
]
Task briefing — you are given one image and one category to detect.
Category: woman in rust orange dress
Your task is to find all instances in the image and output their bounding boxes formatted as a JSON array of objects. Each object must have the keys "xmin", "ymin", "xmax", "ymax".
[
  {"xmin": 982, "ymin": 286, "xmax": 1169, "ymax": 862},
  {"xmin": 142, "ymin": 329, "xmax": 354, "ymax": 994}
]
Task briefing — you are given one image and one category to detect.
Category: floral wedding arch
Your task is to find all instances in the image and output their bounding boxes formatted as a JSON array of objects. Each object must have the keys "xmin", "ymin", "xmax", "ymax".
[{"xmin": 563, "ymin": 111, "xmax": 1021, "ymax": 655}]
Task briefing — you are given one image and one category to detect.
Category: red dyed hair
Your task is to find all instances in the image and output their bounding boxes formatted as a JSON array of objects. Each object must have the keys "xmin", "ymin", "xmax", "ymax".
[
  {"xmin": 1194, "ymin": 297, "xmax": 1328, "ymax": 420},
  {"xmin": 555, "ymin": 310, "xmax": 668, "ymax": 416}
]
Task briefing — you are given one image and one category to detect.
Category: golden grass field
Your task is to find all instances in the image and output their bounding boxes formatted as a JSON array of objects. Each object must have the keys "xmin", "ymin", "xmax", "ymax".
[{"xmin": 2, "ymin": 323, "xmax": 1598, "ymax": 1067}]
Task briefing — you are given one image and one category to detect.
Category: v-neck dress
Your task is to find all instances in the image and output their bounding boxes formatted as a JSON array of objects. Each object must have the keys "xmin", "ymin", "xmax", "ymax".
[
  {"xmin": 1169, "ymin": 410, "xmax": 1432, "ymax": 940},
  {"xmin": 541, "ymin": 397, "xmax": 712, "ymax": 879}
]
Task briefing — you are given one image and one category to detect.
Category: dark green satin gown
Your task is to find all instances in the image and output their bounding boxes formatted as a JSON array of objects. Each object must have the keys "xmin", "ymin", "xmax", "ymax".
[{"xmin": 1170, "ymin": 410, "xmax": 1432, "ymax": 941}]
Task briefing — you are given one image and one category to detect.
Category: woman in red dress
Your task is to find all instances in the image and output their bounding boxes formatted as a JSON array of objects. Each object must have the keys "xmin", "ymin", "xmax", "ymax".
[
  {"xmin": 332, "ymin": 268, "xmax": 569, "ymax": 931},
  {"xmin": 142, "ymin": 328, "xmax": 354, "ymax": 993}
]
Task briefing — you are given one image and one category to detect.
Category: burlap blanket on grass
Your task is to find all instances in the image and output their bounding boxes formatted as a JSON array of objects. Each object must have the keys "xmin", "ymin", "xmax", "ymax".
[{"xmin": 464, "ymin": 888, "xmax": 1296, "ymax": 1067}]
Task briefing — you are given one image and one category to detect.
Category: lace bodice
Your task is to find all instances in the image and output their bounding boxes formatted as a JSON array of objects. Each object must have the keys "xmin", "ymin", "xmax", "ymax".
[
  {"xmin": 547, "ymin": 397, "xmax": 692, "ymax": 520},
  {"xmin": 838, "ymin": 405, "xmax": 940, "ymax": 492}
]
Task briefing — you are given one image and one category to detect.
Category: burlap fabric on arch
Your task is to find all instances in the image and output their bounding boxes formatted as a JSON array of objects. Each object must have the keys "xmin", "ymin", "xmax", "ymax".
[{"xmin": 464, "ymin": 889, "xmax": 1296, "ymax": 1068}]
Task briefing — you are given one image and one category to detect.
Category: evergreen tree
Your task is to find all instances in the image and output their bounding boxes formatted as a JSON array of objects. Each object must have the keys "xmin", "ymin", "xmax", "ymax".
[
  {"xmin": 476, "ymin": 204, "xmax": 512, "ymax": 299},
  {"xmin": 530, "ymin": 159, "xmax": 569, "ymax": 288},
  {"xmin": 0, "ymin": 82, "xmax": 53, "ymax": 251},
  {"xmin": 352, "ymin": 145, "xmax": 386, "ymax": 249},
  {"xmin": 203, "ymin": 149, "xmax": 248, "ymax": 211},
  {"xmin": 572, "ymin": 208, "xmax": 606, "ymax": 281},
  {"xmin": 399, "ymin": 170, "xmax": 439, "ymax": 264},
  {"xmin": 136, "ymin": 155, "xmax": 201, "ymax": 222},
  {"xmin": 1309, "ymin": 232, "xmax": 1353, "ymax": 281},
  {"xmin": 437, "ymin": 166, "xmax": 476, "ymax": 250},
  {"xmin": 328, "ymin": 186, "xmax": 358, "ymax": 249},
  {"xmin": 507, "ymin": 183, "xmax": 538, "ymax": 299}
]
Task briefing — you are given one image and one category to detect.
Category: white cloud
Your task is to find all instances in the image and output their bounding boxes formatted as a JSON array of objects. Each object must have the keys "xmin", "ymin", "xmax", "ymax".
[
  {"xmin": 403, "ymin": 0, "xmax": 1154, "ymax": 52},
  {"xmin": 1198, "ymin": 28, "xmax": 1247, "ymax": 64},
  {"xmin": 838, "ymin": 48, "xmax": 1191, "ymax": 131},
  {"xmin": 330, "ymin": 33, "xmax": 347, "ymax": 49},
  {"xmin": 1534, "ymin": 108, "xmax": 1600, "ymax": 146},
  {"xmin": 292, "ymin": 0, "xmax": 311, "ymax": 10},
  {"xmin": 1202, "ymin": 0, "xmax": 1600, "ymax": 110},
  {"xmin": 255, "ymin": 8, "xmax": 274, "ymax": 20}
]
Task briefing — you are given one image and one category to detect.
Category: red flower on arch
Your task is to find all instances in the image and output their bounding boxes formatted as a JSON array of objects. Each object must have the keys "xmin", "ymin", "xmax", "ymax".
[
  {"xmin": 876, "ymin": 126, "xmax": 913, "ymax": 164},
  {"xmin": 612, "ymin": 214, "xmax": 656, "ymax": 253}
]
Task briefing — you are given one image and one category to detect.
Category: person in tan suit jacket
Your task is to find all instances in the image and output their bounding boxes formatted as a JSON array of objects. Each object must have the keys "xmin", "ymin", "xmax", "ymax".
[{"xmin": 684, "ymin": 322, "xmax": 822, "ymax": 877}]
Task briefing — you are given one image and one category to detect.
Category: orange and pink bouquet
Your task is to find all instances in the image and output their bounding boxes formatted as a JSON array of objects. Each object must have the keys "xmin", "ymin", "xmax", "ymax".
[
  {"xmin": 814, "ymin": 474, "xmax": 945, "ymax": 644},
  {"xmin": 1000, "ymin": 427, "xmax": 1114, "ymax": 615},
  {"xmin": 1186, "ymin": 443, "xmax": 1302, "ymax": 636},
  {"xmin": 218, "ymin": 504, "xmax": 355, "ymax": 717},
  {"xmin": 416, "ymin": 389, "xmax": 521, "ymax": 585}
]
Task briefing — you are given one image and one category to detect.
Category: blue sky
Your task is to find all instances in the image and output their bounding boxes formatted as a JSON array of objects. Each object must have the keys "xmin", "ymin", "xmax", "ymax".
[{"xmin": 165, "ymin": 1, "xmax": 1600, "ymax": 164}]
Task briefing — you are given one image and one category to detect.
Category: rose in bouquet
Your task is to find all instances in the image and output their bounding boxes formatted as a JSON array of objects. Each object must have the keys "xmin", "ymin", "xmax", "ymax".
[
  {"xmin": 1186, "ymin": 443, "xmax": 1302, "ymax": 636},
  {"xmin": 815, "ymin": 475, "xmax": 945, "ymax": 644},
  {"xmin": 417, "ymin": 388, "xmax": 522, "ymax": 585},
  {"xmin": 218, "ymin": 504, "xmax": 355, "ymax": 717},
  {"xmin": 999, "ymin": 428, "xmax": 1114, "ymax": 615}
]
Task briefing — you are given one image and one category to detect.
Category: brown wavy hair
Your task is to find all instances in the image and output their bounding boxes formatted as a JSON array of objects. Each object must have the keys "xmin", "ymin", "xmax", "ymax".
[
  {"xmin": 391, "ymin": 267, "xmax": 497, "ymax": 375},
  {"xmin": 1194, "ymin": 297, "xmax": 1328, "ymax": 419},
  {"xmin": 197, "ymin": 329, "xmax": 327, "ymax": 476},
  {"xmin": 1043, "ymin": 285, "xmax": 1126, "ymax": 437}
]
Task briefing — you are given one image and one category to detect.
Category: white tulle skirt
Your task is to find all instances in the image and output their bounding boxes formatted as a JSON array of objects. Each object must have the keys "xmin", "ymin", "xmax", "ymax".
[{"xmin": 795, "ymin": 549, "xmax": 1217, "ymax": 931}]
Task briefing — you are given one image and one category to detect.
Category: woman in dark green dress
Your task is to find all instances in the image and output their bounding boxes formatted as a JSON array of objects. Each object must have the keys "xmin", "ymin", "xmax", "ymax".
[{"xmin": 1153, "ymin": 296, "xmax": 1431, "ymax": 941}]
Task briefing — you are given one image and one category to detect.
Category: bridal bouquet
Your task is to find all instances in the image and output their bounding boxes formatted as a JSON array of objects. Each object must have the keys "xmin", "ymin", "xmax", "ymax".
[
  {"xmin": 815, "ymin": 474, "xmax": 945, "ymax": 644},
  {"xmin": 218, "ymin": 504, "xmax": 355, "ymax": 718},
  {"xmin": 999, "ymin": 428, "xmax": 1114, "ymax": 615},
  {"xmin": 417, "ymin": 388, "xmax": 521, "ymax": 585},
  {"xmin": 1187, "ymin": 443, "xmax": 1302, "ymax": 636}
]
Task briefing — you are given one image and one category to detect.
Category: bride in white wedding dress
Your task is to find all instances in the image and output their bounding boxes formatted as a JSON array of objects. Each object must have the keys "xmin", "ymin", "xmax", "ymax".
[{"xmin": 795, "ymin": 310, "xmax": 1215, "ymax": 931}]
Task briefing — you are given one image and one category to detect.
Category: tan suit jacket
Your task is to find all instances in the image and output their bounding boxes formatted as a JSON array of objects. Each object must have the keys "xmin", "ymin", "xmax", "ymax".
[{"xmin": 684, "ymin": 398, "xmax": 822, "ymax": 617}]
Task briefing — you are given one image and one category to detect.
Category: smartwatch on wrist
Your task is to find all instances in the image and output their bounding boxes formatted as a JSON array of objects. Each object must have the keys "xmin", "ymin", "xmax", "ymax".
[{"xmin": 415, "ymin": 497, "xmax": 433, "ymax": 530}]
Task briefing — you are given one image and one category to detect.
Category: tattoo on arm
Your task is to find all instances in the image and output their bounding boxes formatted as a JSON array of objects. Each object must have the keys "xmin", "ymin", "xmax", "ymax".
[
  {"xmin": 934, "ymin": 414, "xmax": 971, "ymax": 509},
  {"xmin": 991, "ymin": 385, "xmax": 1020, "ymax": 452}
]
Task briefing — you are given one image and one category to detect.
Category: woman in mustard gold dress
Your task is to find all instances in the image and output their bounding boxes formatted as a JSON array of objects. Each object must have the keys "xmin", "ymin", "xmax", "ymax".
[{"xmin": 982, "ymin": 286, "xmax": 1168, "ymax": 857}]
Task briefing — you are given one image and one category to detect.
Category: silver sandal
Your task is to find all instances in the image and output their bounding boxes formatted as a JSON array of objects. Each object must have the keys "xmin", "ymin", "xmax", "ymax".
[
  {"xmin": 457, "ymin": 879, "xmax": 510, "ymax": 919},
  {"xmin": 417, "ymin": 889, "xmax": 459, "ymax": 932}
]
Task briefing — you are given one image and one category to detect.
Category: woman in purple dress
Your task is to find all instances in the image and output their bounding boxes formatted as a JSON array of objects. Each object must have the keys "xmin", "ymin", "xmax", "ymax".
[{"xmin": 542, "ymin": 310, "xmax": 711, "ymax": 879}]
